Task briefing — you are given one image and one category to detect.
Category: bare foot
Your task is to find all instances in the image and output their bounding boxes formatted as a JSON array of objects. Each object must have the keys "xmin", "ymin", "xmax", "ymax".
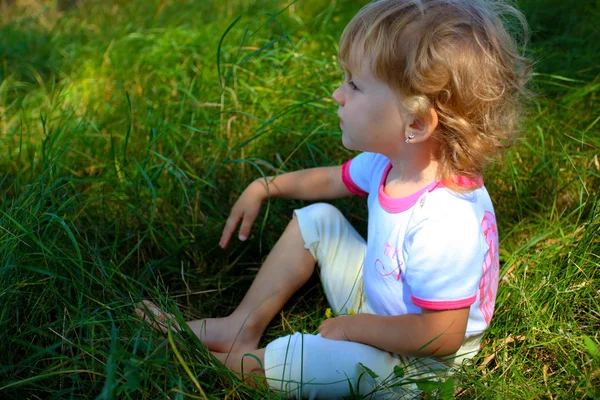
[{"xmin": 136, "ymin": 300, "xmax": 261, "ymax": 354}]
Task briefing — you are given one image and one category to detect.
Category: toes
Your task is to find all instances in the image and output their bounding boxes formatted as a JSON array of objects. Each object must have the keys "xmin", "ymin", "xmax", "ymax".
[{"xmin": 136, "ymin": 300, "xmax": 182, "ymax": 333}]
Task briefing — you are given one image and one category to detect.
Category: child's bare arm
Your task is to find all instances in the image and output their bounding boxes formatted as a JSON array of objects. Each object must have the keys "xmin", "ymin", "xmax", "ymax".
[
  {"xmin": 220, "ymin": 166, "xmax": 352, "ymax": 249},
  {"xmin": 319, "ymin": 308, "xmax": 469, "ymax": 357},
  {"xmin": 253, "ymin": 166, "xmax": 350, "ymax": 200}
]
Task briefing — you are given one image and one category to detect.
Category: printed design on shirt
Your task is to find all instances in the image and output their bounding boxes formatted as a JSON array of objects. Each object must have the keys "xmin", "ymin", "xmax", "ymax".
[
  {"xmin": 375, "ymin": 241, "xmax": 403, "ymax": 280},
  {"xmin": 479, "ymin": 211, "xmax": 499, "ymax": 325}
]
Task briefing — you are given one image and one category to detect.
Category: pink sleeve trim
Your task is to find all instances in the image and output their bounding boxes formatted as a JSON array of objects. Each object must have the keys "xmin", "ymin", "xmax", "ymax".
[
  {"xmin": 342, "ymin": 160, "xmax": 368, "ymax": 197},
  {"xmin": 411, "ymin": 294, "xmax": 476, "ymax": 310}
]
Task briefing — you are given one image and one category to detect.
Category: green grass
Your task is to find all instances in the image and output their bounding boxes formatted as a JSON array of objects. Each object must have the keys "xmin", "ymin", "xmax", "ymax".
[{"xmin": 0, "ymin": 0, "xmax": 598, "ymax": 398}]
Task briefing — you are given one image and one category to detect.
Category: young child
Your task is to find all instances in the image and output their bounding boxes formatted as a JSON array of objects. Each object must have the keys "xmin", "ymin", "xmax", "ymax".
[{"xmin": 138, "ymin": 0, "xmax": 530, "ymax": 397}]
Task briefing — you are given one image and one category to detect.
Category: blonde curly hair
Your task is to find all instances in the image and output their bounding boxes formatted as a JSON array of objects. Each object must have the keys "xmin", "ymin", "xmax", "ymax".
[{"xmin": 338, "ymin": 0, "xmax": 532, "ymax": 190}]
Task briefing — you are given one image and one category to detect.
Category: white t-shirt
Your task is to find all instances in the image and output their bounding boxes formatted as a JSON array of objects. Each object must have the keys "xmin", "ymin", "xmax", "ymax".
[{"xmin": 341, "ymin": 152, "xmax": 500, "ymax": 339}]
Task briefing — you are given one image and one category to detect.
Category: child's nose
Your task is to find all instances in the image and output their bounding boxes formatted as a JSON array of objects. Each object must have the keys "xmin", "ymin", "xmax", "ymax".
[{"xmin": 332, "ymin": 87, "xmax": 344, "ymax": 106}]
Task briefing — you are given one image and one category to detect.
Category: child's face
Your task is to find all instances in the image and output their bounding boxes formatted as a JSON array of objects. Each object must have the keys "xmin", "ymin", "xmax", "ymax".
[{"xmin": 332, "ymin": 57, "xmax": 409, "ymax": 156}]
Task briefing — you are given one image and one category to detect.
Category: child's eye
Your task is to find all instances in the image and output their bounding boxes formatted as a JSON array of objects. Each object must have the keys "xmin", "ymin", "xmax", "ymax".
[{"xmin": 348, "ymin": 80, "xmax": 359, "ymax": 91}]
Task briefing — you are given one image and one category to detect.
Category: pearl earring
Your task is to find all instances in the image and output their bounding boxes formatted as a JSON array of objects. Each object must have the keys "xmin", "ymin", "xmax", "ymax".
[{"xmin": 405, "ymin": 133, "xmax": 415, "ymax": 143}]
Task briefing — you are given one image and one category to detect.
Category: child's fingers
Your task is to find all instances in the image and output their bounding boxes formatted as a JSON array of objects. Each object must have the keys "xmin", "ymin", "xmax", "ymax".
[
  {"xmin": 220, "ymin": 213, "xmax": 242, "ymax": 248},
  {"xmin": 238, "ymin": 211, "xmax": 258, "ymax": 242}
]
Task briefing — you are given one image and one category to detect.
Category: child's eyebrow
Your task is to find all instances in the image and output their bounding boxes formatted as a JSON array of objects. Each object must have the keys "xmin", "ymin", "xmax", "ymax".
[
  {"xmin": 348, "ymin": 72, "xmax": 367, "ymax": 84},
  {"xmin": 342, "ymin": 71, "xmax": 354, "ymax": 81},
  {"xmin": 338, "ymin": 58, "xmax": 356, "ymax": 79}
]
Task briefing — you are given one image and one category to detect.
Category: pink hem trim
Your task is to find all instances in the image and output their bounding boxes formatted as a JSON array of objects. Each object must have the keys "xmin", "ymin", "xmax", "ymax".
[
  {"xmin": 411, "ymin": 294, "xmax": 477, "ymax": 310},
  {"xmin": 342, "ymin": 160, "xmax": 368, "ymax": 197},
  {"xmin": 378, "ymin": 163, "xmax": 438, "ymax": 213}
]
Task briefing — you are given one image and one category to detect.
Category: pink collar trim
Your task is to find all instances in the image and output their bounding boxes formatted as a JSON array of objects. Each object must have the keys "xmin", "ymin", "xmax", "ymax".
[
  {"xmin": 377, "ymin": 163, "xmax": 484, "ymax": 213},
  {"xmin": 378, "ymin": 163, "xmax": 439, "ymax": 213}
]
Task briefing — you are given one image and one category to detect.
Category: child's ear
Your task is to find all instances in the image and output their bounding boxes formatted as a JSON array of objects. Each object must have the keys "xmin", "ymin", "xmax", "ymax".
[{"xmin": 404, "ymin": 107, "xmax": 438, "ymax": 143}]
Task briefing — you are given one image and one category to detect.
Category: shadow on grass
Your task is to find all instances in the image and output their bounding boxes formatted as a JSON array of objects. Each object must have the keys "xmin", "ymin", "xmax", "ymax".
[{"xmin": 0, "ymin": 23, "xmax": 58, "ymax": 84}]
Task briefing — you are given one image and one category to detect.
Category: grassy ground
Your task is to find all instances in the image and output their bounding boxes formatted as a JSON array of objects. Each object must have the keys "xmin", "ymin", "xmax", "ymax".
[{"xmin": 0, "ymin": 0, "xmax": 598, "ymax": 398}]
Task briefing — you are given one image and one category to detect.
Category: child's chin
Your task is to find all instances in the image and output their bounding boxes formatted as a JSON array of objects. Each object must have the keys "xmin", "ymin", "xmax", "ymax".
[{"xmin": 341, "ymin": 134, "xmax": 354, "ymax": 150}]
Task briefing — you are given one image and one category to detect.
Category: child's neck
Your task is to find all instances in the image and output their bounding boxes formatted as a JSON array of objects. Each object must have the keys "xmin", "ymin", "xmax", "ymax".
[{"xmin": 384, "ymin": 150, "xmax": 440, "ymax": 198}]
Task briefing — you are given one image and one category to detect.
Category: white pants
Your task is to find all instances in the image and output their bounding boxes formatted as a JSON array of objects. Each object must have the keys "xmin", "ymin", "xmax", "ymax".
[{"xmin": 263, "ymin": 203, "xmax": 462, "ymax": 399}]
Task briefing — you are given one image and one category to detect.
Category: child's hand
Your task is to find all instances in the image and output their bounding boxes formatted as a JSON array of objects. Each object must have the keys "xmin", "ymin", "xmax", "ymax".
[
  {"xmin": 318, "ymin": 316, "xmax": 351, "ymax": 341},
  {"xmin": 219, "ymin": 180, "xmax": 267, "ymax": 249}
]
